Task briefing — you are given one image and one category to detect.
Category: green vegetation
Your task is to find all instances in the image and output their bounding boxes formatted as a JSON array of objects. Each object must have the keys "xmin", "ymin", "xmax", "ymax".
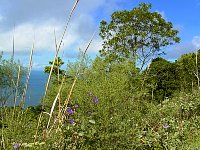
[
  {"xmin": 1, "ymin": 2, "xmax": 200, "ymax": 150},
  {"xmin": 0, "ymin": 54, "xmax": 26, "ymax": 106},
  {"xmin": 44, "ymin": 57, "xmax": 65, "ymax": 76},
  {"xmin": 99, "ymin": 3, "xmax": 180, "ymax": 69}
]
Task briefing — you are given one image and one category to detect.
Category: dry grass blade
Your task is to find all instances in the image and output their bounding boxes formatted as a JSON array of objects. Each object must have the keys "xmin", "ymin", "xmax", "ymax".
[
  {"xmin": 43, "ymin": 0, "xmax": 79, "ymax": 99},
  {"xmin": 12, "ymin": 65, "xmax": 21, "ymax": 117},
  {"xmin": 46, "ymin": 74, "xmax": 67, "ymax": 135},
  {"xmin": 46, "ymin": 92, "xmax": 59, "ymax": 129},
  {"xmin": 53, "ymin": 29, "xmax": 60, "ymax": 83},
  {"xmin": 34, "ymin": 0, "xmax": 80, "ymax": 142},
  {"xmin": 11, "ymin": 25, "xmax": 15, "ymax": 61},
  {"xmin": 19, "ymin": 42, "xmax": 34, "ymax": 108}
]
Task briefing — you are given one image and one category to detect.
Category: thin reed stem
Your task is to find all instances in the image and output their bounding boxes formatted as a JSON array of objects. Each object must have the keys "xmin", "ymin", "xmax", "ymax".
[
  {"xmin": 19, "ymin": 42, "xmax": 34, "ymax": 108},
  {"xmin": 12, "ymin": 65, "xmax": 21, "ymax": 118},
  {"xmin": 43, "ymin": 0, "xmax": 79, "ymax": 100},
  {"xmin": 34, "ymin": 0, "xmax": 80, "ymax": 143},
  {"xmin": 61, "ymin": 31, "xmax": 96, "ymax": 122}
]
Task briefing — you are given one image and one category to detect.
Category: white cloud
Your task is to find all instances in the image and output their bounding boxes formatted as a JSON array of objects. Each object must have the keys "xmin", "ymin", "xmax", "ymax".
[
  {"xmin": 192, "ymin": 36, "xmax": 200, "ymax": 48},
  {"xmin": 0, "ymin": 15, "xmax": 100, "ymax": 55},
  {"xmin": 0, "ymin": 0, "xmax": 135, "ymax": 68},
  {"xmin": 0, "ymin": 21, "xmax": 61, "ymax": 53},
  {"xmin": 0, "ymin": 0, "xmax": 120, "ymax": 57}
]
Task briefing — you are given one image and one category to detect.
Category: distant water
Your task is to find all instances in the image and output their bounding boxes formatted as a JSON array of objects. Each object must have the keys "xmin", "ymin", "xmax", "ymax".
[{"xmin": 25, "ymin": 70, "xmax": 48, "ymax": 106}]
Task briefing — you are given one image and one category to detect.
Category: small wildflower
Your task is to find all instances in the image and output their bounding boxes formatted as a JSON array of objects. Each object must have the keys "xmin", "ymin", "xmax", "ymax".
[
  {"xmin": 13, "ymin": 143, "xmax": 20, "ymax": 150},
  {"xmin": 74, "ymin": 104, "xmax": 78, "ymax": 109},
  {"xmin": 163, "ymin": 124, "xmax": 169, "ymax": 129},
  {"xmin": 66, "ymin": 107, "xmax": 74, "ymax": 115},
  {"xmin": 93, "ymin": 96, "xmax": 99, "ymax": 104},
  {"xmin": 69, "ymin": 119, "xmax": 75, "ymax": 124}
]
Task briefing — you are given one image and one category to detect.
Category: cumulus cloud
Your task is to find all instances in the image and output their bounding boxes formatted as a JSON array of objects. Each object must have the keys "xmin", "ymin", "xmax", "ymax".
[
  {"xmin": 0, "ymin": 0, "xmax": 149, "ymax": 70},
  {"xmin": 0, "ymin": 14, "xmax": 101, "ymax": 56},
  {"xmin": 0, "ymin": 0, "xmax": 123, "ymax": 31},
  {"xmin": 0, "ymin": 0, "xmax": 124, "ymax": 58}
]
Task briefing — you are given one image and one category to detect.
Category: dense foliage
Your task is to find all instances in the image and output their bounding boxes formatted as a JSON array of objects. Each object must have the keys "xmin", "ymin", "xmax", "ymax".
[
  {"xmin": 39, "ymin": 52, "xmax": 200, "ymax": 149},
  {"xmin": 144, "ymin": 57, "xmax": 180, "ymax": 102},
  {"xmin": 1, "ymin": 50, "xmax": 200, "ymax": 149}
]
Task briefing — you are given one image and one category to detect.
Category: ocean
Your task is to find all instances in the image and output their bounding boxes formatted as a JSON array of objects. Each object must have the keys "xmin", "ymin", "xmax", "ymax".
[{"xmin": 25, "ymin": 70, "xmax": 48, "ymax": 106}]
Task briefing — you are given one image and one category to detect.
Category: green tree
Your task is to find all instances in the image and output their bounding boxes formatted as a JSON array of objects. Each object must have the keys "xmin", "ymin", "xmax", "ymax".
[
  {"xmin": 176, "ymin": 50, "xmax": 200, "ymax": 92},
  {"xmin": 145, "ymin": 57, "xmax": 180, "ymax": 102},
  {"xmin": 44, "ymin": 57, "xmax": 65, "ymax": 75},
  {"xmin": 99, "ymin": 3, "xmax": 180, "ymax": 69}
]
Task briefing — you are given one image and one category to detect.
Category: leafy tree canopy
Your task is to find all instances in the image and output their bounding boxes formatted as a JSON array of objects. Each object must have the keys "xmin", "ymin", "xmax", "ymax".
[
  {"xmin": 99, "ymin": 3, "xmax": 180, "ymax": 69},
  {"xmin": 145, "ymin": 57, "xmax": 180, "ymax": 102}
]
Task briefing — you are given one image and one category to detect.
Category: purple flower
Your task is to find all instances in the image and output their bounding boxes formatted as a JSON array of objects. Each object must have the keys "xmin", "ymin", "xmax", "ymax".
[
  {"xmin": 74, "ymin": 104, "xmax": 79, "ymax": 109},
  {"xmin": 13, "ymin": 143, "xmax": 20, "ymax": 150},
  {"xmin": 69, "ymin": 119, "xmax": 75, "ymax": 124},
  {"xmin": 163, "ymin": 124, "xmax": 169, "ymax": 129},
  {"xmin": 66, "ymin": 107, "xmax": 74, "ymax": 115},
  {"xmin": 93, "ymin": 96, "xmax": 99, "ymax": 104}
]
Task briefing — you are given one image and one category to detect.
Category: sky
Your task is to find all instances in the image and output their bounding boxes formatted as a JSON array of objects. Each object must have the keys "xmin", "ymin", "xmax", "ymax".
[{"xmin": 0, "ymin": 0, "xmax": 200, "ymax": 70}]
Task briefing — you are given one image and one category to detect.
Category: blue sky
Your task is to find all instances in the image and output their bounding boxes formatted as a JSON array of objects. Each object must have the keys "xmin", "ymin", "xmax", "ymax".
[{"xmin": 0, "ymin": 0, "xmax": 200, "ymax": 70}]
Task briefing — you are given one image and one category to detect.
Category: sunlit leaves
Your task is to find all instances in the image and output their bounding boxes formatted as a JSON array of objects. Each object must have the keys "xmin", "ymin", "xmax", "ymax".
[{"xmin": 99, "ymin": 3, "xmax": 180, "ymax": 68}]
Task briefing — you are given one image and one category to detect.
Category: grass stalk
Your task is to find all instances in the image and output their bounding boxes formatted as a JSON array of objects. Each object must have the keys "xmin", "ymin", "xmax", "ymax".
[
  {"xmin": 47, "ymin": 75, "xmax": 66, "ymax": 133},
  {"xmin": 12, "ymin": 65, "xmax": 21, "ymax": 118},
  {"xmin": 61, "ymin": 31, "xmax": 96, "ymax": 120},
  {"xmin": 43, "ymin": 0, "xmax": 79, "ymax": 100},
  {"xmin": 34, "ymin": 0, "xmax": 80, "ymax": 143},
  {"xmin": 53, "ymin": 29, "xmax": 61, "ymax": 84},
  {"xmin": 46, "ymin": 93, "xmax": 59, "ymax": 129},
  {"xmin": 11, "ymin": 25, "xmax": 15, "ymax": 62},
  {"xmin": 19, "ymin": 41, "xmax": 34, "ymax": 109}
]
